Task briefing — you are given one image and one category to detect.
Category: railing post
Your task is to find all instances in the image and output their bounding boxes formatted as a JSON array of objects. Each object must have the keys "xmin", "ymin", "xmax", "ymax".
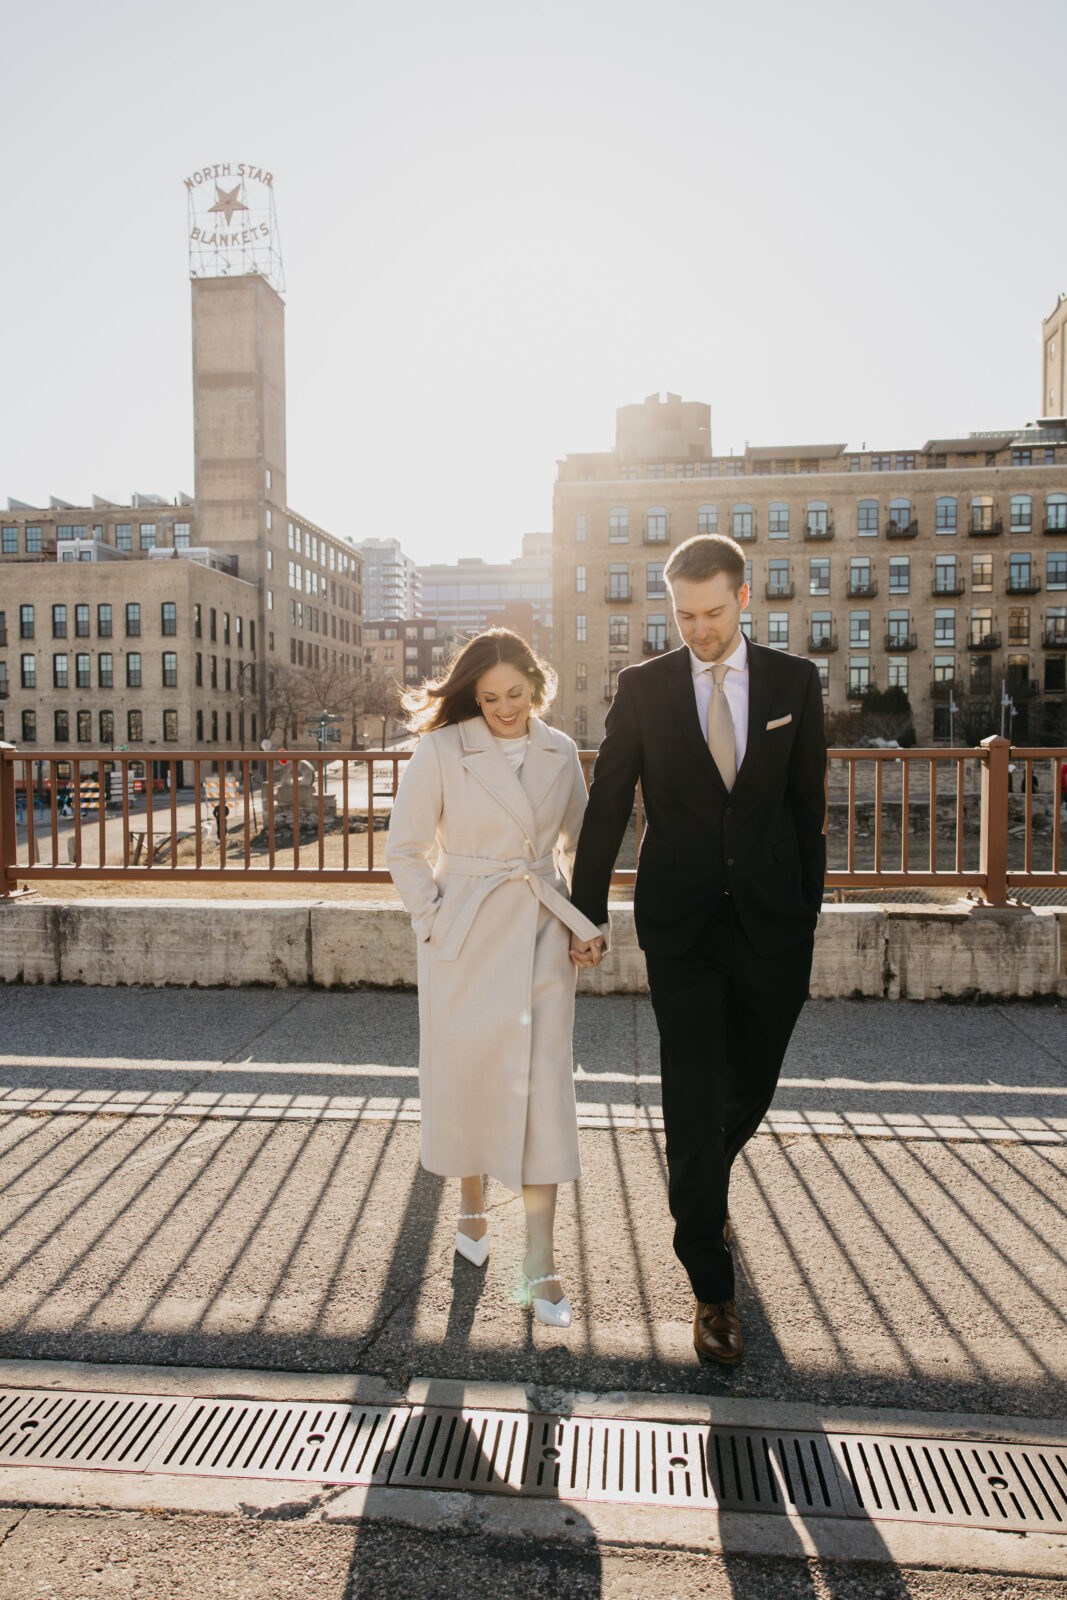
[
  {"xmin": 979, "ymin": 734, "xmax": 1011, "ymax": 906},
  {"xmin": 0, "ymin": 743, "xmax": 17, "ymax": 900}
]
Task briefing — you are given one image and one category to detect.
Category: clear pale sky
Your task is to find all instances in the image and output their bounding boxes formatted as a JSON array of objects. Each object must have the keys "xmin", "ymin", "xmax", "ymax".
[{"xmin": 2, "ymin": 0, "xmax": 1065, "ymax": 566}]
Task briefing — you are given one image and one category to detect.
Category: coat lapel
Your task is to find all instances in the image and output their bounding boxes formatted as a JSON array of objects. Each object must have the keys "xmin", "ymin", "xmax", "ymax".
[
  {"xmin": 663, "ymin": 645, "xmax": 729, "ymax": 791},
  {"xmin": 458, "ymin": 716, "xmax": 538, "ymax": 841},
  {"xmin": 733, "ymin": 640, "xmax": 774, "ymax": 796},
  {"xmin": 520, "ymin": 715, "xmax": 567, "ymax": 814}
]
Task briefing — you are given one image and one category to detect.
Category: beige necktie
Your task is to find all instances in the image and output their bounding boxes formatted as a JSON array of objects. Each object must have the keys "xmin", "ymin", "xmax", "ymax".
[{"xmin": 705, "ymin": 663, "xmax": 736, "ymax": 791}]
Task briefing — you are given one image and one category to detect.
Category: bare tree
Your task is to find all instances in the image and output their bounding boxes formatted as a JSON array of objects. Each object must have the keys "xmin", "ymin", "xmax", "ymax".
[{"xmin": 357, "ymin": 673, "xmax": 405, "ymax": 748}]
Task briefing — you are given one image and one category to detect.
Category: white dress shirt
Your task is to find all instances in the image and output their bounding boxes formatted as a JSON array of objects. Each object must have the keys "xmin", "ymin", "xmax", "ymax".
[{"xmin": 689, "ymin": 632, "xmax": 749, "ymax": 772}]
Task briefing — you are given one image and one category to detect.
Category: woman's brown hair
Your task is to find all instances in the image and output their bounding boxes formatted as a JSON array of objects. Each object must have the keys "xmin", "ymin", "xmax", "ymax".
[{"xmin": 403, "ymin": 629, "xmax": 557, "ymax": 734}]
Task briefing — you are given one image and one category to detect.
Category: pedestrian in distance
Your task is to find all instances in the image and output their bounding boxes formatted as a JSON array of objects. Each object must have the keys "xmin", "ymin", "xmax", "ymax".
[
  {"xmin": 212, "ymin": 802, "xmax": 229, "ymax": 840},
  {"xmin": 568, "ymin": 534, "xmax": 827, "ymax": 1368},
  {"xmin": 386, "ymin": 629, "xmax": 606, "ymax": 1328}
]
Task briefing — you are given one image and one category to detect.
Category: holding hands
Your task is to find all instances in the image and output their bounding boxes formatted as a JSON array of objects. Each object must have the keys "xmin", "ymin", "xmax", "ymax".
[{"xmin": 569, "ymin": 934, "xmax": 606, "ymax": 970}]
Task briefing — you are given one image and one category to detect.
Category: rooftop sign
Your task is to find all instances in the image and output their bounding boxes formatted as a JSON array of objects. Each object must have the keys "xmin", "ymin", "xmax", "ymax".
[{"xmin": 186, "ymin": 163, "xmax": 285, "ymax": 294}]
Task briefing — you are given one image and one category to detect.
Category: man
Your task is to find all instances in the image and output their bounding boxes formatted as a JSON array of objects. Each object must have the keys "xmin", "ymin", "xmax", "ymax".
[{"xmin": 569, "ymin": 534, "xmax": 826, "ymax": 1366}]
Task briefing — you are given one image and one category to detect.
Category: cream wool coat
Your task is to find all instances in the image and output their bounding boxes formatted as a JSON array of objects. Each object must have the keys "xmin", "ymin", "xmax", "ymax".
[{"xmin": 385, "ymin": 714, "xmax": 604, "ymax": 1195}]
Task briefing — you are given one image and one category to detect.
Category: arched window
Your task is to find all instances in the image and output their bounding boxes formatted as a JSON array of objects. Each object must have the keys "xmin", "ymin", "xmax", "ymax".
[
  {"xmin": 936, "ymin": 496, "xmax": 957, "ymax": 533},
  {"xmin": 1046, "ymin": 492, "xmax": 1067, "ymax": 532},
  {"xmin": 768, "ymin": 501, "xmax": 789, "ymax": 538},
  {"xmin": 889, "ymin": 497, "xmax": 911, "ymax": 532},
  {"xmin": 972, "ymin": 494, "xmax": 995, "ymax": 534},
  {"xmin": 645, "ymin": 505, "xmax": 668, "ymax": 543},
  {"xmin": 731, "ymin": 503, "xmax": 754, "ymax": 540},
  {"xmin": 1010, "ymin": 494, "xmax": 1032, "ymax": 532},
  {"xmin": 609, "ymin": 508, "xmax": 629, "ymax": 543},
  {"xmin": 857, "ymin": 499, "xmax": 878, "ymax": 537},
  {"xmin": 806, "ymin": 501, "xmax": 829, "ymax": 538},
  {"xmin": 697, "ymin": 504, "xmax": 718, "ymax": 535}
]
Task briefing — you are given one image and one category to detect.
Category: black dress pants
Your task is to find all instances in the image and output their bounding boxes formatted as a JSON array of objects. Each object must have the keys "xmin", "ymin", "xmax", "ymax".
[{"xmin": 644, "ymin": 894, "xmax": 813, "ymax": 1304}]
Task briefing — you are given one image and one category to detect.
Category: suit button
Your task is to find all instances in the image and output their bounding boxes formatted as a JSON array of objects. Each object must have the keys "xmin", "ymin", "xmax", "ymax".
[
  {"xmin": 725, "ymin": 807, "xmax": 733, "ymax": 816},
  {"xmin": 726, "ymin": 858, "xmax": 734, "ymax": 867}
]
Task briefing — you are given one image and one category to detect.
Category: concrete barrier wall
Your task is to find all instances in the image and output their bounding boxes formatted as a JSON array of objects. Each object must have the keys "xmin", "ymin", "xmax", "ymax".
[{"xmin": 1, "ymin": 897, "xmax": 1064, "ymax": 999}]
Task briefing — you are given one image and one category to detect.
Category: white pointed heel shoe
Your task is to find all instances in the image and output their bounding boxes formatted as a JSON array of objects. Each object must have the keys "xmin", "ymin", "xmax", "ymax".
[
  {"xmin": 455, "ymin": 1212, "xmax": 489, "ymax": 1268},
  {"xmin": 523, "ymin": 1272, "xmax": 572, "ymax": 1328}
]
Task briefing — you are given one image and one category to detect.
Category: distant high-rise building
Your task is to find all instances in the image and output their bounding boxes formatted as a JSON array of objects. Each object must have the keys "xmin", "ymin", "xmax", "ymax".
[
  {"xmin": 355, "ymin": 538, "xmax": 420, "ymax": 622},
  {"xmin": 418, "ymin": 534, "xmax": 552, "ymax": 660}
]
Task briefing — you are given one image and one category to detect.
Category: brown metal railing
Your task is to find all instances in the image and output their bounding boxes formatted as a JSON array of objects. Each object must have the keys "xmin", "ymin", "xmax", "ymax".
[{"xmin": 1, "ymin": 738, "xmax": 1064, "ymax": 906}]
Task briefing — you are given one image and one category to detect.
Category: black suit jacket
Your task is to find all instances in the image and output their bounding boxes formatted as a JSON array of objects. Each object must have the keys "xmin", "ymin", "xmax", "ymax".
[{"xmin": 570, "ymin": 641, "xmax": 827, "ymax": 958}]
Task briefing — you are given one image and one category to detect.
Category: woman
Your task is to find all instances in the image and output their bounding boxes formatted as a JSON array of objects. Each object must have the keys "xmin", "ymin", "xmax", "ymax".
[{"xmin": 386, "ymin": 630, "xmax": 605, "ymax": 1327}]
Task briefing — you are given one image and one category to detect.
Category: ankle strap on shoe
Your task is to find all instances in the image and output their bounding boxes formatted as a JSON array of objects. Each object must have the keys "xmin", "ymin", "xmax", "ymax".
[
  {"xmin": 458, "ymin": 1213, "xmax": 488, "ymax": 1221},
  {"xmin": 525, "ymin": 1273, "xmax": 561, "ymax": 1287}
]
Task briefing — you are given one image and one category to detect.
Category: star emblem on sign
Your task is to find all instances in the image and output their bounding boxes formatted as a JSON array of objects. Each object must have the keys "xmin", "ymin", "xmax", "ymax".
[{"xmin": 208, "ymin": 183, "xmax": 249, "ymax": 226}]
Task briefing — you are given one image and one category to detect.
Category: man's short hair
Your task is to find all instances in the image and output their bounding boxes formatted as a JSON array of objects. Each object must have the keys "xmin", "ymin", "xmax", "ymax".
[{"xmin": 664, "ymin": 534, "xmax": 747, "ymax": 591}]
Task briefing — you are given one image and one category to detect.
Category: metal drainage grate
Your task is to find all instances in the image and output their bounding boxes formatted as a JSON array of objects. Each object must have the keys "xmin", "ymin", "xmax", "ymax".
[
  {"xmin": 830, "ymin": 1432, "xmax": 1067, "ymax": 1533},
  {"xmin": 146, "ymin": 1399, "xmax": 409, "ymax": 1485},
  {"xmin": 0, "ymin": 1388, "xmax": 190, "ymax": 1473},
  {"xmin": 387, "ymin": 1408, "xmax": 590, "ymax": 1498}
]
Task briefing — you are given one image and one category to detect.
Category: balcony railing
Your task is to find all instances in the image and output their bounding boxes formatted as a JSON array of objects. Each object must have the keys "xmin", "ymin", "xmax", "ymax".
[
  {"xmin": 3, "ymin": 742, "xmax": 1064, "ymax": 906},
  {"xmin": 885, "ymin": 519, "xmax": 919, "ymax": 539},
  {"xmin": 1044, "ymin": 628, "xmax": 1067, "ymax": 649},
  {"xmin": 932, "ymin": 579, "xmax": 965, "ymax": 597},
  {"xmin": 967, "ymin": 632, "xmax": 1001, "ymax": 651},
  {"xmin": 764, "ymin": 582, "xmax": 795, "ymax": 600},
  {"xmin": 803, "ymin": 522, "xmax": 834, "ymax": 541},
  {"xmin": 732, "ymin": 526, "xmax": 756, "ymax": 542},
  {"xmin": 605, "ymin": 587, "xmax": 633, "ymax": 603},
  {"xmin": 1043, "ymin": 521, "xmax": 1067, "ymax": 536},
  {"xmin": 930, "ymin": 678, "xmax": 957, "ymax": 698},
  {"xmin": 642, "ymin": 638, "xmax": 669, "ymax": 655},
  {"xmin": 884, "ymin": 632, "xmax": 917, "ymax": 651},
  {"xmin": 846, "ymin": 682, "xmax": 873, "ymax": 700},
  {"xmin": 847, "ymin": 579, "xmax": 878, "ymax": 597},
  {"xmin": 808, "ymin": 632, "xmax": 838, "ymax": 652},
  {"xmin": 1007, "ymin": 576, "xmax": 1042, "ymax": 594},
  {"xmin": 969, "ymin": 519, "xmax": 1003, "ymax": 537},
  {"xmin": 642, "ymin": 531, "xmax": 670, "ymax": 545}
]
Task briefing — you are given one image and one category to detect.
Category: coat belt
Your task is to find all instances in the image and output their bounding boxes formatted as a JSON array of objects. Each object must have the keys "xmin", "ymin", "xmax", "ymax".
[{"xmin": 433, "ymin": 851, "xmax": 602, "ymax": 962}]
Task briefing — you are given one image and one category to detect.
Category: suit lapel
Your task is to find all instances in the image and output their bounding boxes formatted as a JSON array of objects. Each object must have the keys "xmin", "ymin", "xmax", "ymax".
[
  {"xmin": 664, "ymin": 644, "xmax": 734, "ymax": 794},
  {"xmin": 520, "ymin": 716, "xmax": 567, "ymax": 814},
  {"xmin": 733, "ymin": 641, "xmax": 774, "ymax": 796},
  {"xmin": 458, "ymin": 716, "xmax": 538, "ymax": 840}
]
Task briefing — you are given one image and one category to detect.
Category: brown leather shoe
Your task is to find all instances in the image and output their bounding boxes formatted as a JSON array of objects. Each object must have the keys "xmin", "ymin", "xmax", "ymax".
[{"xmin": 693, "ymin": 1298, "xmax": 744, "ymax": 1366}]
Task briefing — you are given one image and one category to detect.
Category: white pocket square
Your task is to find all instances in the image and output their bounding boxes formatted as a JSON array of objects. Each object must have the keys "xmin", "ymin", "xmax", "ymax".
[{"xmin": 766, "ymin": 714, "xmax": 792, "ymax": 730}]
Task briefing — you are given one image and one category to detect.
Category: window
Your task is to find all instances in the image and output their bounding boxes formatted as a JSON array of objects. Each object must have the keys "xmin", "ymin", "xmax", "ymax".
[
  {"xmin": 576, "ymin": 614, "xmax": 587, "ymax": 643},
  {"xmin": 75, "ymin": 604, "xmax": 89, "ymax": 637},
  {"xmin": 768, "ymin": 502, "xmax": 789, "ymax": 538},
  {"xmin": 575, "ymin": 664, "xmax": 587, "ymax": 691},
  {"xmin": 935, "ymin": 497, "xmax": 957, "ymax": 533},
  {"xmin": 575, "ymin": 565, "xmax": 587, "ymax": 593},
  {"xmin": 174, "ymin": 522, "xmax": 191, "ymax": 548},
  {"xmin": 971, "ymin": 654, "xmax": 993, "ymax": 692},
  {"xmin": 888, "ymin": 497, "xmax": 911, "ymax": 532},
  {"xmin": 1047, "ymin": 493, "xmax": 1067, "ymax": 532},
  {"xmin": 53, "ymin": 653, "xmax": 68, "ymax": 688},
  {"xmin": 575, "ymin": 514, "xmax": 586, "ymax": 542},
  {"xmin": 849, "ymin": 657, "xmax": 871, "ymax": 692},
  {"xmin": 697, "ymin": 505, "xmax": 718, "ymax": 534},
  {"xmin": 609, "ymin": 615, "xmax": 629, "ymax": 650},
  {"xmin": 54, "ymin": 710, "xmax": 69, "ymax": 743},
  {"xmin": 870, "ymin": 455, "xmax": 891, "ymax": 471},
  {"xmin": 52, "ymin": 604, "xmax": 67, "ymax": 638},
  {"xmin": 647, "ymin": 464, "xmax": 666, "ymax": 480},
  {"xmin": 196, "ymin": 709, "xmax": 204, "ymax": 741},
  {"xmin": 739, "ymin": 614, "xmax": 754, "ymax": 639},
  {"xmin": 894, "ymin": 454, "xmax": 915, "ymax": 471},
  {"xmin": 646, "ymin": 614, "xmax": 668, "ymax": 650},
  {"xmin": 608, "ymin": 564, "xmax": 630, "ymax": 600},
  {"xmin": 645, "ymin": 506, "xmax": 667, "ymax": 542},
  {"xmin": 972, "ymin": 495, "xmax": 995, "ymax": 534},
  {"xmin": 127, "ymin": 710, "xmax": 143, "ymax": 742},
  {"xmin": 138, "ymin": 524, "xmax": 157, "ymax": 550},
  {"xmin": 126, "ymin": 653, "xmax": 141, "ymax": 688},
  {"xmin": 24, "ymin": 526, "xmax": 41, "ymax": 553},
  {"xmin": 768, "ymin": 612, "xmax": 788, "ymax": 648},
  {"xmin": 887, "ymin": 610, "xmax": 910, "ymax": 645},
  {"xmin": 647, "ymin": 562, "xmax": 665, "ymax": 598},
  {"xmin": 887, "ymin": 657, "xmax": 909, "ymax": 691},
  {"xmin": 768, "ymin": 558, "xmax": 790, "ymax": 595},
  {"xmin": 20, "ymin": 605, "xmax": 34, "ymax": 639},
  {"xmin": 810, "ymin": 611, "xmax": 833, "ymax": 647},
  {"xmin": 849, "ymin": 611, "xmax": 870, "ymax": 647},
  {"xmin": 812, "ymin": 657, "xmax": 830, "ymax": 694},
  {"xmin": 809, "ymin": 557, "xmax": 830, "ymax": 595},
  {"xmin": 889, "ymin": 556, "xmax": 910, "ymax": 594},
  {"xmin": 161, "ymin": 602, "xmax": 177, "ymax": 635},
  {"xmin": 1010, "ymin": 494, "xmax": 1032, "ymax": 533},
  {"xmin": 1, "ymin": 527, "xmax": 16, "ymax": 554},
  {"xmin": 934, "ymin": 609, "xmax": 956, "ymax": 645},
  {"xmin": 609, "ymin": 508, "xmax": 630, "ymax": 543},
  {"xmin": 56, "ymin": 525, "xmax": 86, "ymax": 540},
  {"xmin": 75, "ymin": 653, "xmax": 90, "ymax": 688},
  {"xmin": 1009, "ymin": 553, "xmax": 1034, "ymax": 589},
  {"xmin": 732, "ymin": 504, "xmax": 753, "ymax": 539},
  {"xmin": 77, "ymin": 710, "xmax": 91, "ymax": 742},
  {"xmin": 21, "ymin": 654, "xmax": 36, "ymax": 689},
  {"xmin": 210, "ymin": 609, "xmax": 217, "ymax": 642},
  {"xmin": 933, "ymin": 654, "xmax": 955, "ymax": 684},
  {"xmin": 1012, "ymin": 449, "xmax": 1031, "ymax": 468},
  {"xmin": 211, "ymin": 710, "xmax": 219, "ymax": 742},
  {"xmin": 223, "ymin": 614, "xmax": 231, "ymax": 645},
  {"xmin": 1046, "ymin": 552, "xmax": 1067, "ymax": 590},
  {"xmin": 971, "ymin": 553, "xmax": 993, "ymax": 591},
  {"xmin": 21, "ymin": 711, "xmax": 36, "ymax": 741},
  {"xmin": 115, "ymin": 523, "xmax": 132, "ymax": 551},
  {"xmin": 1008, "ymin": 608, "xmax": 1030, "ymax": 645},
  {"xmin": 98, "ymin": 653, "xmax": 113, "ymax": 688},
  {"xmin": 99, "ymin": 710, "xmax": 114, "ymax": 744},
  {"xmin": 806, "ymin": 502, "xmax": 829, "ymax": 538},
  {"xmin": 163, "ymin": 711, "xmax": 178, "ymax": 742},
  {"xmin": 573, "ymin": 706, "xmax": 587, "ymax": 739},
  {"xmin": 126, "ymin": 603, "xmax": 140, "ymax": 637},
  {"xmin": 849, "ymin": 557, "xmax": 873, "ymax": 595},
  {"xmin": 857, "ymin": 500, "xmax": 878, "ymax": 536},
  {"xmin": 1045, "ymin": 656, "xmax": 1066, "ymax": 693}
]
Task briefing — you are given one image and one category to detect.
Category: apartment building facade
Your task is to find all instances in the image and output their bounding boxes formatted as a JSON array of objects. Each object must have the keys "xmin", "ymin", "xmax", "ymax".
[
  {"xmin": 417, "ymin": 533, "xmax": 553, "ymax": 662},
  {"xmin": 552, "ymin": 393, "xmax": 1067, "ymax": 747},
  {"xmin": 355, "ymin": 539, "xmax": 420, "ymax": 622}
]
